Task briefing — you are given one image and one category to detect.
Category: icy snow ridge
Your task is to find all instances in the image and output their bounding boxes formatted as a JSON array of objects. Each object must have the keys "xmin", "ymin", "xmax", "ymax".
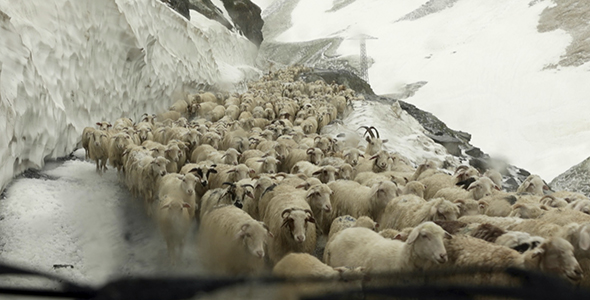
[{"xmin": 0, "ymin": 0, "xmax": 260, "ymax": 192}]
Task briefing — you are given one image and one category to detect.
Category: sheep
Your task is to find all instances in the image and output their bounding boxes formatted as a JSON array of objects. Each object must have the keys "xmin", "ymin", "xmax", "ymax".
[
  {"xmin": 358, "ymin": 126, "xmax": 387, "ymax": 156},
  {"xmin": 207, "ymin": 164, "xmax": 253, "ymax": 190},
  {"xmin": 433, "ymin": 234, "xmax": 582, "ymax": 284},
  {"xmin": 567, "ymin": 199, "xmax": 590, "ymax": 215},
  {"xmin": 433, "ymin": 177, "xmax": 498, "ymax": 201},
  {"xmin": 263, "ymin": 190, "xmax": 318, "ymax": 264},
  {"xmin": 540, "ymin": 195, "xmax": 569, "ymax": 208},
  {"xmin": 280, "ymin": 148, "xmax": 323, "ymax": 173},
  {"xmin": 169, "ymin": 99, "xmax": 189, "ymax": 116},
  {"xmin": 509, "ymin": 203, "xmax": 549, "ymax": 219},
  {"xmin": 190, "ymin": 144, "xmax": 218, "ymax": 163},
  {"xmin": 108, "ymin": 132, "xmax": 134, "ymax": 173},
  {"xmin": 81, "ymin": 127, "xmax": 96, "ymax": 160},
  {"xmin": 198, "ymin": 205, "xmax": 272, "ymax": 276},
  {"xmin": 484, "ymin": 169, "xmax": 503, "ymax": 189},
  {"xmin": 379, "ymin": 196, "xmax": 460, "ymax": 231},
  {"xmin": 402, "ymin": 181, "xmax": 426, "ymax": 198},
  {"xmin": 272, "ymin": 253, "xmax": 365, "ymax": 300},
  {"xmin": 551, "ymin": 190, "xmax": 588, "ymax": 204},
  {"xmin": 353, "ymin": 150, "xmax": 394, "ymax": 176},
  {"xmin": 207, "ymin": 105, "xmax": 226, "ymax": 122},
  {"xmin": 336, "ymin": 163, "xmax": 353, "ymax": 180},
  {"xmin": 131, "ymin": 155, "xmax": 169, "ymax": 215},
  {"xmin": 157, "ymin": 110, "xmax": 181, "ymax": 122},
  {"xmin": 342, "ymin": 148, "xmax": 363, "ymax": 167},
  {"xmin": 88, "ymin": 130, "xmax": 111, "ymax": 173},
  {"xmin": 245, "ymin": 156, "xmax": 279, "ymax": 175},
  {"xmin": 323, "ymin": 180, "xmax": 398, "ymax": 234},
  {"xmin": 326, "ymin": 215, "xmax": 377, "ymax": 246},
  {"xmin": 156, "ymin": 194, "xmax": 193, "ymax": 264},
  {"xmin": 292, "ymin": 162, "xmax": 338, "ymax": 184},
  {"xmin": 324, "ymin": 222, "xmax": 450, "ymax": 274},
  {"xmin": 157, "ymin": 173, "xmax": 198, "ymax": 218},
  {"xmin": 517, "ymin": 174, "xmax": 549, "ymax": 196},
  {"xmin": 179, "ymin": 162, "xmax": 218, "ymax": 198}
]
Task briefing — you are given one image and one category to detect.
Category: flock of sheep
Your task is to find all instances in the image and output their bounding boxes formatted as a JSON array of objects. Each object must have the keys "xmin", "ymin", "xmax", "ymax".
[{"xmin": 81, "ymin": 65, "xmax": 590, "ymax": 298}]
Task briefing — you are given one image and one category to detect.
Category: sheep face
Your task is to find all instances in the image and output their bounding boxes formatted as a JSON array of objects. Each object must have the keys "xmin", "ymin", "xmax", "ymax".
[
  {"xmin": 228, "ymin": 164, "xmax": 252, "ymax": 182},
  {"xmin": 180, "ymin": 174, "xmax": 198, "ymax": 196},
  {"xmin": 495, "ymin": 231, "xmax": 542, "ymax": 253},
  {"xmin": 202, "ymin": 132, "xmax": 221, "ymax": 149},
  {"xmin": 467, "ymin": 177, "xmax": 496, "ymax": 200},
  {"xmin": 407, "ymin": 222, "xmax": 449, "ymax": 264},
  {"xmin": 165, "ymin": 144, "xmax": 182, "ymax": 163},
  {"xmin": 260, "ymin": 156, "xmax": 278, "ymax": 174},
  {"xmin": 337, "ymin": 164, "xmax": 353, "ymax": 180},
  {"xmin": 343, "ymin": 149, "xmax": 362, "ymax": 166},
  {"xmin": 518, "ymin": 175, "xmax": 548, "ymax": 196},
  {"xmin": 254, "ymin": 177, "xmax": 275, "ymax": 200},
  {"xmin": 150, "ymin": 157, "xmax": 169, "ymax": 177},
  {"xmin": 281, "ymin": 209, "xmax": 314, "ymax": 243},
  {"xmin": 112, "ymin": 133, "xmax": 133, "ymax": 150},
  {"xmin": 306, "ymin": 184, "xmax": 332, "ymax": 213},
  {"xmin": 314, "ymin": 136, "xmax": 332, "ymax": 153},
  {"xmin": 527, "ymin": 238, "xmax": 582, "ymax": 283},
  {"xmin": 370, "ymin": 151, "xmax": 393, "ymax": 172},
  {"xmin": 223, "ymin": 148, "xmax": 240, "ymax": 166},
  {"xmin": 371, "ymin": 181, "xmax": 398, "ymax": 207},
  {"xmin": 237, "ymin": 222, "xmax": 272, "ymax": 259},
  {"xmin": 312, "ymin": 166, "xmax": 337, "ymax": 184},
  {"xmin": 430, "ymin": 198, "xmax": 460, "ymax": 221},
  {"xmin": 307, "ymin": 148, "xmax": 324, "ymax": 165}
]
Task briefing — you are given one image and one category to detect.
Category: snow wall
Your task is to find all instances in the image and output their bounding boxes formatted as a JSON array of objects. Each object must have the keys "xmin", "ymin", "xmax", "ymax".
[{"xmin": 0, "ymin": 0, "xmax": 261, "ymax": 192}]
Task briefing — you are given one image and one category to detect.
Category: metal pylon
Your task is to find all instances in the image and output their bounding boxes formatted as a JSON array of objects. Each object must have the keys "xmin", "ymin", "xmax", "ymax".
[{"xmin": 349, "ymin": 34, "xmax": 377, "ymax": 83}]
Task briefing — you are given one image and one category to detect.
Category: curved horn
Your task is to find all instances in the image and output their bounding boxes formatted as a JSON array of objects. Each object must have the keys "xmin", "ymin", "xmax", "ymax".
[
  {"xmin": 358, "ymin": 126, "xmax": 374, "ymax": 138},
  {"xmin": 369, "ymin": 126, "xmax": 380, "ymax": 138},
  {"xmin": 281, "ymin": 208, "xmax": 293, "ymax": 219},
  {"xmin": 222, "ymin": 182, "xmax": 237, "ymax": 188},
  {"xmin": 304, "ymin": 209, "xmax": 313, "ymax": 216},
  {"xmin": 241, "ymin": 184, "xmax": 255, "ymax": 190}
]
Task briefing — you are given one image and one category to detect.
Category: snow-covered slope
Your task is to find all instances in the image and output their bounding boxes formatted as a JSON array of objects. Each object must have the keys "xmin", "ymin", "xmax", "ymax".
[
  {"xmin": 0, "ymin": 0, "xmax": 260, "ymax": 192},
  {"xmin": 257, "ymin": 0, "xmax": 590, "ymax": 182}
]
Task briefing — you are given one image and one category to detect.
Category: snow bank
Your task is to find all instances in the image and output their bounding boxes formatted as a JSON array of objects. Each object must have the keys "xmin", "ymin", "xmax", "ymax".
[{"xmin": 0, "ymin": 0, "xmax": 260, "ymax": 192}]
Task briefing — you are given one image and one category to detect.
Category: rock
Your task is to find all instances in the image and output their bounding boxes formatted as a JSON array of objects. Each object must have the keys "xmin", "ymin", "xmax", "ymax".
[
  {"xmin": 550, "ymin": 156, "xmax": 590, "ymax": 197},
  {"xmin": 160, "ymin": 0, "xmax": 264, "ymax": 47},
  {"xmin": 221, "ymin": 0, "xmax": 264, "ymax": 47},
  {"xmin": 296, "ymin": 68, "xmax": 375, "ymax": 95}
]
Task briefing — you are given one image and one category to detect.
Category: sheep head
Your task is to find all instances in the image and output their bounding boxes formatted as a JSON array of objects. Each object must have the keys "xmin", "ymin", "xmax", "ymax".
[
  {"xmin": 524, "ymin": 237, "xmax": 582, "ymax": 283},
  {"xmin": 306, "ymin": 184, "xmax": 333, "ymax": 213},
  {"xmin": 429, "ymin": 198, "xmax": 460, "ymax": 222},
  {"xmin": 467, "ymin": 177, "xmax": 496, "ymax": 200},
  {"xmin": 370, "ymin": 181, "xmax": 398, "ymax": 208},
  {"xmin": 558, "ymin": 223, "xmax": 590, "ymax": 258},
  {"xmin": 236, "ymin": 222, "xmax": 272, "ymax": 259},
  {"xmin": 281, "ymin": 208, "xmax": 315, "ymax": 243},
  {"xmin": 150, "ymin": 157, "xmax": 169, "ymax": 177},
  {"xmin": 406, "ymin": 222, "xmax": 450, "ymax": 265},
  {"xmin": 370, "ymin": 150, "xmax": 393, "ymax": 172},
  {"xmin": 359, "ymin": 126, "xmax": 386, "ymax": 156},
  {"xmin": 178, "ymin": 173, "xmax": 198, "ymax": 196},
  {"xmin": 539, "ymin": 195, "xmax": 568, "ymax": 208},
  {"xmin": 306, "ymin": 147, "xmax": 324, "ymax": 165}
]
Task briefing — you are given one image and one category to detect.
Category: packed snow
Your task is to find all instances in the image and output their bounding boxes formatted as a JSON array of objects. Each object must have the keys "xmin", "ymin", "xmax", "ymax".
[
  {"xmin": 259, "ymin": 0, "xmax": 590, "ymax": 181},
  {"xmin": 0, "ymin": 0, "xmax": 259, "ymax": 192}
]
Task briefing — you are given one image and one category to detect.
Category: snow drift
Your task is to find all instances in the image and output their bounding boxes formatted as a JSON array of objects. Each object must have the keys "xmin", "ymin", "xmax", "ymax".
[{"xmin": 0, "ymin": 0, "xmax": 260, "ymax": 192}]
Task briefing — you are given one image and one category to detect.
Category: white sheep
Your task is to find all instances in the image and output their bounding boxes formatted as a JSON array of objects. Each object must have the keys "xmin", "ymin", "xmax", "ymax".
[
  {"xmin": 156, "ymin": 194, "xmax": 194, "ymax": 264},
  {"xmin": 322, "ymin": 180, "xmax": 398, "ymax": 234},
  {"xmin": 325, "ymin": 222, "xmax": 450, "ymax": 274},
  {"xmin": 198, "ymin": 205, "xmax": 272, "ymax": 276},
  {"xmin": 108, "ymin": 132, "xmax": 134, "ymax": 173},
  {"xmin": 326, "ymin": 215, "xmax": 378, "ymax": 246},
  {"xmin": 358, "ymin": 126, "xmax": 387, "ymax": 156},
  {"xmin": 207, "ymin": 163, "xmax": 253, "ymax": 190},
  {"xmin": 379, "ymin": 196, "xmax": 460, "ymax": 230},
  {"xmin": 157, "ymin": 173, "xmax": 198, "ymax": 218},
  {"xmin": 272, "ymin": 253, "xmax": 365, "ymax": 300},
  {"xmin": 517, "ymin": 174, "xmax": 549, "ymax": 196},
  {"xmin": 263, "ymin": 191, "xmax": 317, "ymax": 264},
  {"xmin": 88, "ymin": 130, "xmax": 111, "ymax": 173},
  {"xmin": 245, "ymin": 156, "xmax": 279, "ymax": 175}
]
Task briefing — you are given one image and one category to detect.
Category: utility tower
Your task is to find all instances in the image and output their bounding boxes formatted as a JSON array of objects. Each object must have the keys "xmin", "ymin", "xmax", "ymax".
[{"xmin": 349, "ymin": 34, "xmax": 377, "ymax": 83}]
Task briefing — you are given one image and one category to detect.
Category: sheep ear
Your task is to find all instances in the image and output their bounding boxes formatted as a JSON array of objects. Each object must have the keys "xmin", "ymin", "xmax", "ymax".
[
  {"xmin": 580, "ymin": 226, "xmax": 590, "ymax": 251},
  {"xmin": 365, "ymin": 136, "xmax": 371, "ymax": 143},
  {"xmin": 406, "ymin": 229, "xmax": 419, "ymax": 244},
  {"xmin": 382, "ymin": 139, "xmax": 388, "ymax": 143},
  {"xmin": 182, "ymin": 203, "xmax": 192, "ymax": 209}
]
